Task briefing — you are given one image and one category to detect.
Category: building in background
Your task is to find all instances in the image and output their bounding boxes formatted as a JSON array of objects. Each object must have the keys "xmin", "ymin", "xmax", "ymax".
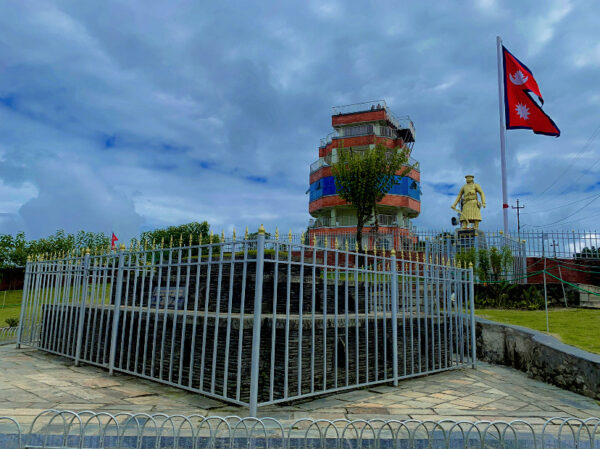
[{"xmin": 308, "ymin": 100, "xmax": 420, "ymax": 250}]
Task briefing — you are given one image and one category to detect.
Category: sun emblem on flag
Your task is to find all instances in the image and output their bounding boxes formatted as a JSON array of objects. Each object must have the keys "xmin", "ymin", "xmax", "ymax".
[
  {"xmin": 515, "ymin": 103, "xmax": 530, "ymax": 120},
  {"xmin": 510, "ymin": 70, "xmax": 529, "ymax": 85}
]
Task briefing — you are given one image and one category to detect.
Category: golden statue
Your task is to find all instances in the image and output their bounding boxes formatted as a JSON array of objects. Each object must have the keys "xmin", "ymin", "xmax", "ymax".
[{"xmin": 451, "ymin": 175, "xmax": 486, "ymax": 230}]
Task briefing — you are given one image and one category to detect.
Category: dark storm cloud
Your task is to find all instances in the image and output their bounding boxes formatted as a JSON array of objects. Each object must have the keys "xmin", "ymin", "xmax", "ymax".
[{"xmin": 0, "ymin": 0, "xmax": 598, "ymax": 240}]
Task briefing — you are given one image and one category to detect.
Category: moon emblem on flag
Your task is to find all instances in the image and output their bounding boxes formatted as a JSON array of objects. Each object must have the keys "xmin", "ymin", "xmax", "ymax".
[
  {"xmin": 515, "ymin": 103, "xmax": 530, "ymax": 120},
  {"xmin": 510, "ymin": 70, "xmax": 529, "ymax": 85}
]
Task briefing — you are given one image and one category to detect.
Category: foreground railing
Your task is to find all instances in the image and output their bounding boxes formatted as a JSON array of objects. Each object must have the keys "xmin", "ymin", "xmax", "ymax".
[
  {"xmin": 17, "ymin": 230, "xmax": 476, "ymax": 416},
  {"xmin": 0, "ymin": 411, "xmax": 598, "ymax": 449},
  {"xmin": 0, "ymin": 326, "xmax": 17, "ymax": 344}
]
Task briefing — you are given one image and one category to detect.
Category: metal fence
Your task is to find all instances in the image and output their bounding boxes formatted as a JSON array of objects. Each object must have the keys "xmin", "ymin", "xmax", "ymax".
[
  {"xmin": 0, "ymin": 326, "xmax": 17, "ymax": 344},
  {"xmin": 0, "ymin": 411, "xmax": 598, "ymax": 449},
  {"xmin": 302, "ymin": 229, "xmax": 526, "ymax": 282},
  {"xmin": 17, "ymin": 233, "xmax": 475, "ymax": 415}
]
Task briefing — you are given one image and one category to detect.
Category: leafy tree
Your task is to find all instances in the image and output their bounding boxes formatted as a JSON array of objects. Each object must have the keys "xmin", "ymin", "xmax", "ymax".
[
  {"xmin": 140, "ymin": 221, "xmax": 219, "ymax": 247},
  {"xmin": 0, "ymin": 230, "xmax": 110, "ymax": 266},
  {"xmin": 331, "ymin": 142, "xmax": 411, "ymax": 252}
]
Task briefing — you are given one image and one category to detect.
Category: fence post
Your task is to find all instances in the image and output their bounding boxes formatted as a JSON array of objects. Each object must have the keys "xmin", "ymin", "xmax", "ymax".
[
  {"xmin": 249, "ymin": 225, "xmax": 266, "ymax": 416},
  {"xmin": 15, "ymin": 257, "xmax": 32, "ymax": 349},
  {"xmin": 108, "ymin": 244, "xmax": 126, "ymax": 376},
  {"xmin": 469, "ymin": 262, "xmax": 477, "ymax": 369},
  {"xmin": 74, "ymin": 249, "xmax": 91, "ymax": 366},
  {"xmin": 390, "ymin": 249, "xmax": 399, "ymax": 386}
]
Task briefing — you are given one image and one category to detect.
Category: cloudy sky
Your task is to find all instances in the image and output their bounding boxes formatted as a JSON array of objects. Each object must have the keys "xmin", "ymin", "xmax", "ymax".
[{"xmin": 0, "ymin": 0, "xmax": 599, "ymax": 241}]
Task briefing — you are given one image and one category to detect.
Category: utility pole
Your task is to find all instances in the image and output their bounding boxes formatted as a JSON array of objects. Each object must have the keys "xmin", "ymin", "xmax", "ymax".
[{"xmin": 511, "ymin": 199, "xmax": 525, "ymax": 240}]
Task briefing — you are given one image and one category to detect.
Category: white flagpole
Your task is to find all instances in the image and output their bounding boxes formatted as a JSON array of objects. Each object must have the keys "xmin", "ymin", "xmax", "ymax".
[{"xmin": 496, "ymin": 36, "xmax": 509, "ymax": 234}]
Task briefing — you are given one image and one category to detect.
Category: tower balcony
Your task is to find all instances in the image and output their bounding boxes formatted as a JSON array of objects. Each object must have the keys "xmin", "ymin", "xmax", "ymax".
[
  {"xmin": 310, "ymin": 155, "xmax": 420, "ymax": 175},
  {"xmin": 328, "ymin": 100, "xmax": 416, "ymax": 143}
]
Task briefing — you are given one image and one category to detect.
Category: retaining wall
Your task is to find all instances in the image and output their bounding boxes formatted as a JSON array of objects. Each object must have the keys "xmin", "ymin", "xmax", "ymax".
[{"xmin": 476, "ymin": 318, "xmax": 600, "ymax": 400}]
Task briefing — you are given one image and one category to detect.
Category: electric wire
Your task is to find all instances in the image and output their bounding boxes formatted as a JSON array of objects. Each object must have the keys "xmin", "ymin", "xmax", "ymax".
[{"xmin": 535, "ymin": 122, "xmax": 600, "ymax": 198}]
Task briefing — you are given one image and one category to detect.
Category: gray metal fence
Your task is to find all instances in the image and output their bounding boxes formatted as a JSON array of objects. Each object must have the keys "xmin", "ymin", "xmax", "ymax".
[
  {"xmin": 0, "ymin": 326, "xmax": 17, "ymax": 344},
  {"xmin": 0, "ymin": 411, "xmax": 598, "ymax": 449},
  {"xmin": 17, "ymin": 232, "xmax": 476, "ymax": 415}
]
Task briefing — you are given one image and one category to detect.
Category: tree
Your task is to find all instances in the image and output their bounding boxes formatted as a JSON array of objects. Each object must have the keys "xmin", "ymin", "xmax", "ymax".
[
  {"xmin": 0, "ymin": 230, "xmax": 110, "ymax": 266},
  {"xmin": 331, "ymin": 142, "xmax": 411, "ymax": 252},
  {"xmin": 140, "ymin": 221, "xmax": 218, "ymax": 247}
]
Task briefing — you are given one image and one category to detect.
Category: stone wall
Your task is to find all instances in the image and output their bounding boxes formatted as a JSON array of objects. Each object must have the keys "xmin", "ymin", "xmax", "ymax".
[{"xmin": 476, "ymin": 318, "xmax": 600, "ymax": 400}]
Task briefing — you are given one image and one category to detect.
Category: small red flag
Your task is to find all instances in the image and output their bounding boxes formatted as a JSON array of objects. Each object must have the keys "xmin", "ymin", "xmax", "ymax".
[
  {"xmin": 503, "ymin": 46, "xmax": 560, "ymax": 137},
  {"xmin": 111, "ymin": 233, "xmax": 118, "ymax": 249}
]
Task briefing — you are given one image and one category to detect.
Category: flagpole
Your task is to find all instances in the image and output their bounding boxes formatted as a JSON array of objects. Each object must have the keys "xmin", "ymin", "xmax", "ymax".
[{"xmin": 496, "ymin": 36, "xmax": 509, "ymax": 234}]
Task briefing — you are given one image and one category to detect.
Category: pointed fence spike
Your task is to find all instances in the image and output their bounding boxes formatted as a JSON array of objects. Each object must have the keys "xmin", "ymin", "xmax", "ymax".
[
  {"xmin": 232, "ymin": 228, "xmax": 236, "ymax": 241},
  {"xmin": 245, "ymin": 227, "xmax": 249, "ymax": 240},
  {"xmin": 288, "ymin": 229, "xmax": 292, "ymax": 243},
  {"xmin": 258, "ymin": 224, "xmax": 265, "ymax": 235},
  {"xmin": 275, "ymin": 227, "xmax": 279, "ymax": 240}
]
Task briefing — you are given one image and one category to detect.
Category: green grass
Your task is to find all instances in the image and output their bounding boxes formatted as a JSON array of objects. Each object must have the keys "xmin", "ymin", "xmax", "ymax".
[
  {"xmin": 476, "ymin": 308, "xmax": 600, "ymax": 354},
  {"xmin": 0, "ymin": 290, "xmax": 23, "ymax": 327}
]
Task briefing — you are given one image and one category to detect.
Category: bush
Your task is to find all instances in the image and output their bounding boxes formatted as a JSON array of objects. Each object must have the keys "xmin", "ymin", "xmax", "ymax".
[
  {"xmin": 5, "ymin": 317, "xmax": 18, "ymax": 327},
  {"xmin": 474, "ymin": 284, "xmax": 545, "ymax": 310}
]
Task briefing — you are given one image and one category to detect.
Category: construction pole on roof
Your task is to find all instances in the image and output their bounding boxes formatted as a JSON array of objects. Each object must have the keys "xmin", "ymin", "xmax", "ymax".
[{"xmin": 496, "ymin": 36, "xmax": 509, "ymax": 234}]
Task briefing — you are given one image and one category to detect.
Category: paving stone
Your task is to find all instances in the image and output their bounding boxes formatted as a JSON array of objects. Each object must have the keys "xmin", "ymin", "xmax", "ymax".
[{"xmin": 1, "ymin": 345, "xmax": 599, "ymax": 422}]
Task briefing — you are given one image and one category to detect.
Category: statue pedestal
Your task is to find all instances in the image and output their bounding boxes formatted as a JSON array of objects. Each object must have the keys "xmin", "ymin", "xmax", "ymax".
[{"xmin": 455, "ymin": 229, "xmax": 486, "ymax": 252}]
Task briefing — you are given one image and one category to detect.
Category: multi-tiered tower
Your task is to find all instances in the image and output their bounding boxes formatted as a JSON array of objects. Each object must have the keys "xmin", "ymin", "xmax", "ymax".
[{"xmin": 308, "ymin": 101, "xmax": 420, "ymax": 250}]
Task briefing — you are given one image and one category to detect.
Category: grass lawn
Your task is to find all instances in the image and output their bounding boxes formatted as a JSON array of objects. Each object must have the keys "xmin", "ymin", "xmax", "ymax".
[
  {"xmin": 476, "ymin": 308, "xmax": 600, "ymax": 354},
  {"xmin": 0, "ymin": 290, "xmax": 23, "ymax": 327}
]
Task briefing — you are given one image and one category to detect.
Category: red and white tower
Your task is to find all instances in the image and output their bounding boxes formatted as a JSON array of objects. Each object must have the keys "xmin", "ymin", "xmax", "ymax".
[{"xmin": 308, "ymin": 101, "xmax": 420, "ymax": 250}]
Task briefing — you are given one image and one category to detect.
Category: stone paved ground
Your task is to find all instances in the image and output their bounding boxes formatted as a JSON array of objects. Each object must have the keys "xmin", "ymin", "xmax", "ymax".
[{"xmin": 1, "ymin": 345, "xmax": 599, "ymax": 425}]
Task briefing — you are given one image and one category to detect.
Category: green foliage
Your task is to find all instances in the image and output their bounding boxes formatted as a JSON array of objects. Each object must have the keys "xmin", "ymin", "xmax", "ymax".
[
  {"xmin": 456, "ymin": 246, "xmax": 513, "ymax": 283},
  {"xmin": 140, "ymin": 221, "xmax": 219, "ymax": 247},
  {"xmin": 4, "ymin": 317, "xmax": 18, "ymax": 327},
  {"xmin": 475, "ymin": 284, "xmax": 544, "ymax": 310},
  {"xmin": 0, "ymin": 230, "xmax": 110, "ymax": 266},
  {"xmin": 331, "ymin": 142, "xmax": 411, "ymax": 252}
]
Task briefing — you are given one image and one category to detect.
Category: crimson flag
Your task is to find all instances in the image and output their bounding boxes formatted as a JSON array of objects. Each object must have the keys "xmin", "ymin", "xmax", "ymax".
[
  {"xmin": 111, "ymin": 232, "xmax": 118, "ymax": 249},
  {"xmin": 503, "ymin": 46, "xmax": 560, "ymax": 137}
]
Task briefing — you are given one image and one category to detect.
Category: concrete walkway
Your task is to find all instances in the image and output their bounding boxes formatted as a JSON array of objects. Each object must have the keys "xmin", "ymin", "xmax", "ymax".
[{"xmin": 1, "ymin": 345, "xmax": 598, "ymax": 424}]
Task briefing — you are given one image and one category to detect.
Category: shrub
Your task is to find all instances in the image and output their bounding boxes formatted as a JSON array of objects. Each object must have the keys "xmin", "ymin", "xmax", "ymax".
[{"xmin": 5, "ymin": 317, "xmax": 18, "ymax": 327}]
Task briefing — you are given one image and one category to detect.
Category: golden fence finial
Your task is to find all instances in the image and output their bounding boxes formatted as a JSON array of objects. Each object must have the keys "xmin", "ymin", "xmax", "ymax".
[
  {"xmin": 301, "ymin": 231, "xmax": 305, "ymax": 244},
  {"xmin": 400, "ymin": 249, "xmax": 404, "ymax": 259},
  {"xmin": 221, "ymin": 230, "xmax": 225, "ymax": 243},
  {"xmin": 469, "ymin": 261, "xmax": 474, "ymax": 269},
  {"xmin": 499, "ymin": 230, "xmax": 504, "ymax": 235},
  {"xmin": 188, "ymin": 233, "xmax": 193, "ymax": 247},
  {"xmin": 209, "ymin": 231, "xmax": 213, "ymax": 243},
  {"xmin": 275, "ymin": 227, "xmax": 279, "ymax": 240},
  {"xmin": 391, "ymin": 248, "xmax": 396, "ymax": 257},
  {"xmin": 373, "ymin": 246, "xmax": 377, "ymax": 256},
  {"xmin": 85, "ymin": 247, "xmax": 91, "ymax": 256},
  {"xmin": 245, "ymin": 227, "xmax": 249, "ymax": 240},
  {"xmin": 119, "ymin": 243, "xmax": 126, "ymax": 251},
  {"xmin": 160, "ymin": 237, "xmax": 165, "ymax": 249},
  {"xmin": 27, "ymin": 255, "xmax": 31, "ymax": 262},
  {"xmin": 179, "ymin": 234, "xmax": 183, "ymax": 247},
  {"xmin": 198, "ymin": 233, "xmax": 203, "ymax": 245},
  {"xmin": 232, "ymin": 228, "xmax": 236, "ymax": 241},
  {"xmin": 288, "ymin": 229, "xmax": 292, "ymax": 243},
  {"xmin": 355, "ymin": 241, "xmax": 359, "ymax": 252},
  {"xmin": 335, "ymin": 238, "xmax": 339, "ymax": 249},
  {"xmin": 313, "ymin": 234, "xmax": 317, "ymax": 247},
  {"xmin": 258, "ymin": 224, "xmax": 265, "ymax": 235},
  {"xmin": 345, "ymin": 240, "xmax": 349, "ymax": 251},
  {"xmin": 169, "ymin": 235, "xmax": 174, "ymax": 248},
  {"xmin": 324, "ymin": 236, "xmax": 328, "ymax": 248}
]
